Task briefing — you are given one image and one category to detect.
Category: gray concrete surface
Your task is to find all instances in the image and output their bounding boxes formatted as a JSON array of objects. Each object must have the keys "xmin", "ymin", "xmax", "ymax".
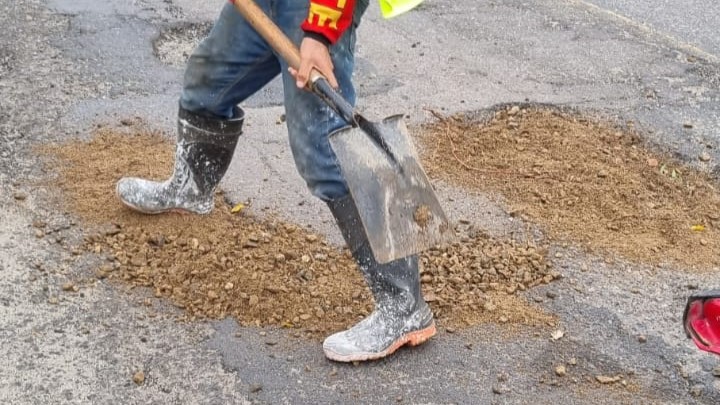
[
  {"xmin": 581, "ymin": 0, "xmax": 720, "ymax": 57},
  {"xmin": 2, "ymin": 0, "xmax": 720, "ymax": 403}
]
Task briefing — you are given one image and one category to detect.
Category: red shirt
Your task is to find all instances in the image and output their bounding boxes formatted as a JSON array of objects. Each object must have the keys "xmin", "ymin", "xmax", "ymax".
[
  {"xmin": 300, "ymin": 0, "xmax": 356, "ymax": 45},
  {"xmin": 230, "ymin": 0, "xmax": 355, "ymax": 45}
]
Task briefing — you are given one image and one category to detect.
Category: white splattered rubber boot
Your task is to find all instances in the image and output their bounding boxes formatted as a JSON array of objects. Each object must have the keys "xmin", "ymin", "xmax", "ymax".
[
  {"xmin": 116, "ymin": 106, "xmax": 243, "ymax": 215},
  {"xmin": 324, "ymin": 195, "xmax": 436, "ymax": 362}
]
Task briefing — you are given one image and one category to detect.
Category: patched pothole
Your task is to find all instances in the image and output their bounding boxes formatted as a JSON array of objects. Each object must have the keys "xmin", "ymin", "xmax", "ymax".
[
  {"xmin": 153, "ymin": 22, "xmax": 212, "ymax": 67},
  {"xmin": 39, "ymin": 124, "xmax": 558, "ymax": 338},
  {"xmin": 421, "ymin": 104, "xmax": 720, "ymax": 270}
]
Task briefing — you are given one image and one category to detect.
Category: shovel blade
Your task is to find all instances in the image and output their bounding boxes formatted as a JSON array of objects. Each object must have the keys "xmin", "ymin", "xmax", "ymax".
[{"xmin": 329, "ymin": 115, "xmax": 453, "ymax": 264}]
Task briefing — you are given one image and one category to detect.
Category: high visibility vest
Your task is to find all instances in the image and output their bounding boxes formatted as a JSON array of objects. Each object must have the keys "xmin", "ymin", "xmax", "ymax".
[{"xmin": 378, "ymin": 0, "xmax": 424, "ymax": 18}]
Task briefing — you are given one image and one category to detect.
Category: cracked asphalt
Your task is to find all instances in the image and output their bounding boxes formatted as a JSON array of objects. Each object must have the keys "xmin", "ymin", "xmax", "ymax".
[{"xmin": 1, "ymin": 0, "xmax": 719, "ymax": 403}]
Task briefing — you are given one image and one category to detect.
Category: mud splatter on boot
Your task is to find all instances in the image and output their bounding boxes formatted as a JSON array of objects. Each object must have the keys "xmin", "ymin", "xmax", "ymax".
[
  {"xmin": 324, "ymin": 195, "xmax": 436, "ymax": 362},
  {"xmin": 116, "ymin": 106, "xmax": 243, "ymax": 215}
]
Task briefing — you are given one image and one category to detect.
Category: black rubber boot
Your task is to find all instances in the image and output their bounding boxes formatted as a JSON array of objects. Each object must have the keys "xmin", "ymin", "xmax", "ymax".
[
  {"xmin": 323, "ymin": 195, "xmax": 436, "ymax": 362},
  {"xmin": 116, "ymin": 106, "xmax": 243, "ymax": 214}
]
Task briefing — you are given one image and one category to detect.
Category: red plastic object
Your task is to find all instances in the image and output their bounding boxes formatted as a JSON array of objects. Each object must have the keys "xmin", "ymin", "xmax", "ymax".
[{"xmin": 684, "ymin": 291, "xmax": 720, "ymax": 356}]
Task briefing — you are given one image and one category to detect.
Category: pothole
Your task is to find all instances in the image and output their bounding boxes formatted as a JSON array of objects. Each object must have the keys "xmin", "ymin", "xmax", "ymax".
[
  {"xmin": 153, "ymin": 22, "xmax": 212, "ymax": 67},
  {"xmin": 421, "ymin": 105, "xmax": 720, "ymax": 269},
  {"xmin": 39, "ymin": 123, "xmax": 558, "ymax": 338}
]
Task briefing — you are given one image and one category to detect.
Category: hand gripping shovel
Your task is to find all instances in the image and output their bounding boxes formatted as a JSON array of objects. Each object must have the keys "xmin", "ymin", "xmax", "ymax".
[{"xmin": 232, "ymin": 0, "xmax": 453, "ymax": 263}]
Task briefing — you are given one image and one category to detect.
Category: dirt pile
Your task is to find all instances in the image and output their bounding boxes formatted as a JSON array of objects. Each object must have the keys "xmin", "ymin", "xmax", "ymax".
[
  {"xmin": 41, "ymin": 126, "xmax": 557, "ymax": 337},
  {"xmin": 422, "ymin": 106, "xmax": 720, "ymax": 269}
]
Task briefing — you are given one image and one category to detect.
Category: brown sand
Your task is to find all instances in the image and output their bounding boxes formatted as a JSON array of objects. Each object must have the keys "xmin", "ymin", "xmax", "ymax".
[
  {"xmin": 40, "ymin": 125, "xmax": 557, "ymax": 338},
  {"xmin": 422, "ymin": 106, "xmax": 720, "ymax": 270}
]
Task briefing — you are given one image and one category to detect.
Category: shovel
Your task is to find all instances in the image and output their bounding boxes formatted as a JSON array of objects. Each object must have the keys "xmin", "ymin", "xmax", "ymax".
[{"xmin": 232, "ymin": 0, "xmax": 453, "ymax": 263}]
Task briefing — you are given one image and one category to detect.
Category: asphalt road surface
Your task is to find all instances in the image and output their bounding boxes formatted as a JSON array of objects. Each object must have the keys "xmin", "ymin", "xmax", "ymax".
[{"xmin": 1, "ymin": 0, "xmax": 719, "ymax": 403}]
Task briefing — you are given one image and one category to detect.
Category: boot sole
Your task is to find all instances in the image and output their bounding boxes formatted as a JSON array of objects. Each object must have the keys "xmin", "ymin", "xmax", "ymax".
[
  {"xmin": 323, "ymin": 322, "xmax": 437, "ymax": 363},
  {"xmin": 116, "ymin": 186, "xmax": 209, "ymax": 216},
  {"xmin": 118, "ymin": 198, "xmax": 202, "ymax": 215}
]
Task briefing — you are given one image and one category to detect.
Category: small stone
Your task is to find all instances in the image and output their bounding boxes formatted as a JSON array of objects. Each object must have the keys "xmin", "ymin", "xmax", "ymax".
[
  {"xmin": 250, "ymin": 383, "xmax": 263, "ymax": 393},
  {"xmin": 224, "ymin": 282, "xmax": 234, "ymax": 290},
  {"xmin": 533, "ymin": 296, "xmax": 544, "ymax": 303},
  {"xmin": 546, "ymin": 291, "xmax": 557, "ymax": 299},
  {"xmin": 638, "ymin": 335, "xmax": 647, "ymax": 343},
  {"xmin": 445, "ymin": 327, "xmax": 455, "ymax": 334},
  {"xmin": 712, "ymin": 366, "xmax": 720, "ymax": 377},
  {"xmin": 597, "ymin": 169, "xmax": 608, "ymax": 178},
  {"xmin": 249, "ymin": 295, "xmax": 259, "ymax": 306},
  {"xmin": 305, "ymin": 234, "xmax": 318, "ymax": 242},
  {"xmin": 555, "ymin": 365, "xmax": 567, "ymax": 377},
  {"xmin": 48, "ymin": 296, "xmax": 59, "ymax": 305},
  {"xmin": 498, "ymin": 316, "xmax": 509, "ymax": 323},
  {"xmin": 265, "ymin": 341, "xmax": 278, "ymax": 346},
  {"xmin": 596, "ymin": 375, "xmax": 621, "ymax": 384},
  {"xmin": 62, "ymin": 282, "xmax": 74, "ymax": 292},
  {"xmin": 551, "ymin": 330, "xmax": 565, "ymax": 340},
  {"xmin": 699, "ymin": 152, "xmax": 711, "ymax": 162},
  {"xmin": 300, "ymin": 314, "xmax": 312, "ymax": 320},
  {"xmin": 133, "ymin": 371, "xmax": 145, "ymax": 385},
  {"xmin": 567, "ymin": 358, "xmax": 577, "ymax": 366},
  {"xmin": 646, "ymin": 158, "xmax": 659, "ymax": 167},
  {"xmin": 690, "ymin": 384, "xmax": 704, "ymax": 397},
  {"xmin": 35, "ymin": 229, "xmax": 45, "ymax": 238},
  {"xmin": 700, "ymin": 239, "xmax": 708, "ymax": 246},
  {"xmin": 508, "ymin": 106, "xmax": 520, "ymax": 116},
  {"xmin": 13, "ymin": 192, "xmax": 28, "ymax": 201},
  {"xmin": 684, "ymin": 122, "xmax": 694, "ymax": 129},
  {"xmin": 492, "ymin": 385, "xmax": 508, "ymax": 395}
]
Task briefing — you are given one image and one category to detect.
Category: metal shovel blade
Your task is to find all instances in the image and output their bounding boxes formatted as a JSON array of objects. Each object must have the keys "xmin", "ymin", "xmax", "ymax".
[{"xmin": 329, "ymin": 114, "xmax": 453, "ymax": 264}]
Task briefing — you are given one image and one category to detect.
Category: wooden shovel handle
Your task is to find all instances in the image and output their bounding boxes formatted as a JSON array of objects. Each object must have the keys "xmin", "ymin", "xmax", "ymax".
[{"xmin": 232, "ymin": 0, "xmax": 303, "ymax": 71}]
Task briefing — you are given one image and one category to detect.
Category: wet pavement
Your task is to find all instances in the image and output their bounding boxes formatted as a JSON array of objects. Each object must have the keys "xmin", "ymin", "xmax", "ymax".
[{"xmin": 2, "ymin": 0, "xmax": 720, "ymax": 403}]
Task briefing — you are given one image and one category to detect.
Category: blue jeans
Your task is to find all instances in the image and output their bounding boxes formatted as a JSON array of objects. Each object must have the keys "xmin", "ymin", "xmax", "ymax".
[{"xmin": 181, "ymin": 1, "xmax": 361, "ymax": 202}]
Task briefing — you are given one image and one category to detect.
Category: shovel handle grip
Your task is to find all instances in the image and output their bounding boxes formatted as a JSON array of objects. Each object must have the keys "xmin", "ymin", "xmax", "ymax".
[{"xmin": 232, "ymin": 0, "xmax": 357, "ymax": 125}]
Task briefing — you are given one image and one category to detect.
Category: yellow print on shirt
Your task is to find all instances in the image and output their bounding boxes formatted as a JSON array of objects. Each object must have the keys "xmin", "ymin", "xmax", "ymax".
[{"xmin": 308, "ymin": 2, "xmax": 344, "ymax": 29}]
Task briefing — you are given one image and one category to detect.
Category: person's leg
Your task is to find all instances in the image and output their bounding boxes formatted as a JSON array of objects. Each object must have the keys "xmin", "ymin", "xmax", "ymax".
[
  {"xmin": 276, "ymin": 1, "xmax": 435, "ymax": 362},
  {"xmin": 117, "ymin": 2, "xmax": 282, "ymax": 214}
]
